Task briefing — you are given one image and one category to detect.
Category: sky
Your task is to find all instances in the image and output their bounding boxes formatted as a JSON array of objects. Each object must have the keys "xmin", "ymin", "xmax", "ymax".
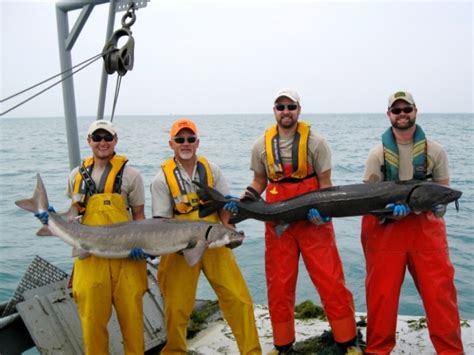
[{"xmin": 0, "ymin": 0, "xmax": 472, "ymax": 117}]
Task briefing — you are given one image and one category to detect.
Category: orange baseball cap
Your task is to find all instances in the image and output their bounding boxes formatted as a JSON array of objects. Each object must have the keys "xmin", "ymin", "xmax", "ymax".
[{"xmin": 170, "ymin": 118, "xmax": 198, "ymax": 137}]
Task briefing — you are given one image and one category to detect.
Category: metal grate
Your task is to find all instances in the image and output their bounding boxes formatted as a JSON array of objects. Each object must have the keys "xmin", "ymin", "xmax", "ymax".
[{"xmin": 2, "ymin": 256, "xmax": 69, "ymax": 317}]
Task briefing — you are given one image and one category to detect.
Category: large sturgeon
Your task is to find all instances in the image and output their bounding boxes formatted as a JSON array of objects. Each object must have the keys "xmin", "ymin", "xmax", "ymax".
[
  {"xmin": 195, "ymin": 180, "xmax": 462, "ymax": 225},
  {"xmin": 15, "ymin": 174, "xmax": 244, "ymax": 266}
]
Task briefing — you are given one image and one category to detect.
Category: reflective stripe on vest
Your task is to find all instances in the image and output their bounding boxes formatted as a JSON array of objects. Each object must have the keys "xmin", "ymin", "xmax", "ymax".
[
  {"xmin": 161, "ymin": 156, "xmax": 218, "ymax": 222},
  {"xmin": 265, "ymin": 121, "xmax": 311, "ymax": 182},
  {"xmin": 382, "ymin": 124, "xmax": 427, "ymax": 181}
]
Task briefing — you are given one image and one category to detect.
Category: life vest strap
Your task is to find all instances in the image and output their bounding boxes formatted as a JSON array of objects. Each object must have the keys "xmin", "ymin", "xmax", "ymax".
[
  {"xmin": 79, "ymin": 166, "xmax": 96, "ymax": 195},
  {"xmin": 173, "ymin": 205, "xmax": 199, "ymax": 215}
]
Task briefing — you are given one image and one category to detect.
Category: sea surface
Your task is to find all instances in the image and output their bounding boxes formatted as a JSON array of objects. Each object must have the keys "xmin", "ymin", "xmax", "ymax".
[{"xmin": 1, "ymin": 113, "xmax": 473, "ymax": 321}]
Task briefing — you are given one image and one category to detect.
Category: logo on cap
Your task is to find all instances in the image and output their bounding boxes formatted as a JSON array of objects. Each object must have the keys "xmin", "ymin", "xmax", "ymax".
[{"xmin": 394, "ymin": 91, "xmax": 407, "ymax": 99}]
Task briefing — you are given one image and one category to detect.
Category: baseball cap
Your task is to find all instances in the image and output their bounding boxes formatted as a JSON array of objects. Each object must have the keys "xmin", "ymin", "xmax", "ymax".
[
  {"xmin": 87, "ymin": 120, "xmax": 117, "ymax": 136},
  {"xmin": 388, "ymin": 91, "xmax": 416, "ymax": 107},
  {"xmin": 170, "ymin": 119, "xmax": 198, "ymax": 137},
  {"xmin": 274, "ymin": 88, "xmax": 301, "ymax": 104}
]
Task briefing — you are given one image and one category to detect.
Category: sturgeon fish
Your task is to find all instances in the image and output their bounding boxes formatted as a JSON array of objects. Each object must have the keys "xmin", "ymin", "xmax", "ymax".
[
  {"xmin": 15, "ymin": 174, "xmax": 245, "ymax": 266},
  {"xmin": 195, "ymin": 180, "xmax": 462, "ymax": 225}
]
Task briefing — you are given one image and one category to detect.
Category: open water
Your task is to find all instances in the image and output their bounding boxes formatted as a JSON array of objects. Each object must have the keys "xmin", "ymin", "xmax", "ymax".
[{"xmin": 0, "ymin": 113, "xmax": 473, "ymax": 320}]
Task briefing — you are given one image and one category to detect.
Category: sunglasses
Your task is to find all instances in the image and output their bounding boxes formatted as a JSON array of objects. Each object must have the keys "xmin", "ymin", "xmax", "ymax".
[
  {"xmin": 389, "ymin": 106, "xmax": 414, "ymax": 115},
  {"xmin": 90, "ymin": 134, "xmax": 115, "ymax": 142},
  {"xmin": 173, "ymin": 136, "xmax": 197, "ymax": 144},
  {"xmin": 274, "ymin": 103, "xmax": 299, "ymax": 112}
]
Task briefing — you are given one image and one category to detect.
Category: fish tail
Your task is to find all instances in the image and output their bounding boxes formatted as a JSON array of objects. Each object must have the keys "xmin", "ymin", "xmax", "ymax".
[
  {"xmin": 193, "ymin": 180, "xmax": 227, "ymax": 218},
  {"xmin": 229, "ymin": 214, "xmax": 246, "ymax": 224},
  {"xmin": 15, "ymin": 173, "xmax": 50, "ymax": 213},
  {"xmin": 37, "ymin": 225, "xmax": 54, "ymax": 237},
  {"xmin": 193, "ymin": 180, "xmax": 227, "ymax": 201},
  {"xmin": 198, "ymin": 203, "xmax": 220, "ymax": 218},
  {"xmin": 15, "ymin": 174, "xmax": 54, "ymax": 236}
]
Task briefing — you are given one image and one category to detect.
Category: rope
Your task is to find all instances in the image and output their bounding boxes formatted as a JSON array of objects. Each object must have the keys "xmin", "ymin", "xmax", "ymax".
[
  {"xmin": 1, "ymin": 2, "xmax": 139, "ymax": 118},
  {"xmin": 110, "ymin": 74, "xmax": 123, "ymax": 123},
  {"xmin": 0, "ymin": 49, "xmax": 114, "ymax": 117}
]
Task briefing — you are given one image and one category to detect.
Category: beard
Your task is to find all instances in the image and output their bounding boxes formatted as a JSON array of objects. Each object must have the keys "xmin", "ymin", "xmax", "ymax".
[
  {"xmin": 392, "ymin": 117, "xmax": 416, "ymax": 130},
  {"xmin": 178, "ymin": 150, "xmax": 194, "ymax": 160},
  {"xmin": 278, "ymin": 116, "xmax": 297, "ymax": 129}
]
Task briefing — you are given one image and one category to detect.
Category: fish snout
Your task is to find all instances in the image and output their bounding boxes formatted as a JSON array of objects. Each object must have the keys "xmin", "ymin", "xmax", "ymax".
[
  {"xmin": 227, "ymin": 229, "xmax": 245, "ymax": 242},
  {"xmin": 207, "ymin": 226, "xmax": 245, "ymax": 248},
  {"xmin": 451, "ymin": 189, "xmax": 463, "ymax": 201},
  {"xmin": 224, "ymin": 230, "xmax": 245, "ymax": 249},
  {"xmin": 409, "ymin": 184, "xmax": 463, "ymax": 211}
]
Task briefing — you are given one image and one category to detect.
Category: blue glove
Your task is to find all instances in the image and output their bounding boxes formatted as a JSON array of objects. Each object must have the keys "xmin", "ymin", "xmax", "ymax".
[
  {"xmin": 129, "ymin": 247, "xmax": 148, "ymax": 260},
  {"xmin": 223, "ymin": 195, "xmax": 239, "ymax": 214},
  {"xmin": 34, "ymin": 206, "xmax": 55, "ymax": 225},
  {"xmin": 386, "ymin": 203, "xmax": 411, "ymax": 217},
  {"xmin": 432, "ymin": 204, "xmax": 447, "ymax": 218},
  {"xmin": 223, "ymin": 201, "xmax": 239, "ymax": 214},
  {"xmin": 307, "ymin": 208, "xmax": 331, "ymax": 225}
]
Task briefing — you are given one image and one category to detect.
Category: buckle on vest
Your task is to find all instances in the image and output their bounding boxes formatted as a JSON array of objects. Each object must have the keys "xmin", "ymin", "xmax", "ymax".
[{"xmin": 175, "ymin": 202, "xmax": 194, "ymax": 214}]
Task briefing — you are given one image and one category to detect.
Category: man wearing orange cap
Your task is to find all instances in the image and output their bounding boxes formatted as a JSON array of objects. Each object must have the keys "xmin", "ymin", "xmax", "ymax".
[
  {"xmin": 361, "ymin": 91, "xmax": 464, "ymax": 354},
  {"xmin": 150, "ymin": 119, "xmax": 261, "ymax": 355}
]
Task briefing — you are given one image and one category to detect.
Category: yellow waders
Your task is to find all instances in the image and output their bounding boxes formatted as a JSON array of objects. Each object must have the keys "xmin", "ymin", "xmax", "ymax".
[
  {"xmin": 72, "ymin": 192, "xmax": 147, "ymax": 355},
  {"xmin": 158, "ymin": 159, "xmax": 261, "ymax": 354},
  {"xmin": 158, "ymin": 246, "xmax": 262, "ymax": 354}
]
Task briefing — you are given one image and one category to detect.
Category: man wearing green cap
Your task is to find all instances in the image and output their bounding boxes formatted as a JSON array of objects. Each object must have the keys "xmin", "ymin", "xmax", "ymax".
[{"xmin": 361, "ymin": 91, "xmax": 463, "ymax": 354}]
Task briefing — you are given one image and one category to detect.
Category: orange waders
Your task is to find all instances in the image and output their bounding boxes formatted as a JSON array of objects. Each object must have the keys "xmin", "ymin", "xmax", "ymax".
[
  {"xmin": 265, "ymin": 170, "xmax": 357, "ymax": 347},
  {"xmin": 361, "ymin": 213, "xmax": 463, "ymax": 354}
]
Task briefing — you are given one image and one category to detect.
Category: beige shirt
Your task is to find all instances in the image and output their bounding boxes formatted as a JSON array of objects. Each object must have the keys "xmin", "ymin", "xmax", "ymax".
[
  {"xmin": 67, "ymin": 164, "xmax": 145, "ymax": 208},
  {"xmin": 364, "ymin": 138, "xmax": 449, "ymax": 183},
  {"xmin": 150, "ymin": 158, "xmax": 230, "ymax": 218},
  {"xmin": 250, "ymin": 129, "xmax": 332, "ymax": 177}
]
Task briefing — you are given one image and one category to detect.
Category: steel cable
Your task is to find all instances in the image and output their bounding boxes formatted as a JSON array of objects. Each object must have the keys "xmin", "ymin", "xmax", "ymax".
[{"xmin": 0, "ymin": 49, "xmax": 114, "ymax": 116}]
